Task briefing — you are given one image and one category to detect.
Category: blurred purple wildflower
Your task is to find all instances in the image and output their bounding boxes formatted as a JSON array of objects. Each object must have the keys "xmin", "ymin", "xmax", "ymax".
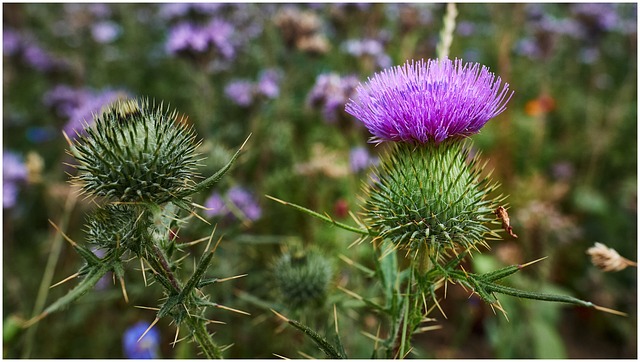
[
  {"xmin": 342, "ymin": 38, "xmax": 392, "ymax": 69},
  {"xmin": 22, "ymin": 44, "xmax": 57, "ymax": 72},
  {"xmin": 570, "ymin": 3, "xmax": 619, "ymax": 33},
  {"xmin": 49, "ymin": 88, "xmax": 128, "ymax": 138},
  {"xmin": 349, "ymin": 147, "xmax": 379, "ymax": 173},
  {"xmin": 204, "ymin": 192, "xmax": 227, "ymax": 217},
  {"xmin": 225, "ymin": 69, "xmax": 281, "ymax": 106},
  {"xmin": 227, "ymin": 186, "xmax": 262, "ymax": 221},
  {"xmin": 122, "ymin": 321, "xmax": 160, "ymax": 359},
  {"xmin": 225, "ymin": 80, "xmax": 255, "ymax": 107},
  {"xmin": 204, "ymin": 186, "xmax": 262, "ymax": 222},
  {"xmin": 165, "ymin": 19, "xmax": 235, "ymax": 60},
  {"xmin": 91, "ymin": 21, "xmax": 121, "ymax": 43},
  {"xmin": 307, "ymin": 73, "xmax": 360, "ymax": 123},
  {"xmin": 257, "ymin": 69, "xmax": 282, "ymax": 99},
  {"xmin": 3, "ymin": 28, "xmax": 22, "ymax": 56},
  {"xmin": 91, "ymin": 248, "xmax": 112, "ymax": 290},
  {"xmin": 159, "ymin": 3, "xmax": 223, "ymax": 19},
  {"xmin": 345, "ymin": 58, "xmax": 513, "ymax": 144},
  {"xmin": 3, "ymin": 151, "xmax": 28, "ymax": 209}
]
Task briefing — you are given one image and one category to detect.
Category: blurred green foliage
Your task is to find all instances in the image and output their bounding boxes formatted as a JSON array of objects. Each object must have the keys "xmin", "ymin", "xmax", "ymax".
[{"xmin": 3, "ymin": 3, "xmax": 636, "ymax": 358}]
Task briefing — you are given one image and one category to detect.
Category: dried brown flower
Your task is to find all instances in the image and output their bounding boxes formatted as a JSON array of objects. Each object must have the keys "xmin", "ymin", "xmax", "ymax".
[
  {"xmin": 587, "ymin": 242, "xmax": 637, "ymax": 272},
  {"xmin": 495, "ymin": 206, "xmax": 518, "ymax": 238}
]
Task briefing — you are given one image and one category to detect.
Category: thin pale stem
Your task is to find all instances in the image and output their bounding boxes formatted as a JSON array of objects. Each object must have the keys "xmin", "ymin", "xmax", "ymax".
[{"xmin": 23, "ymin": 193, "xmax": 77, "ymax": 358}]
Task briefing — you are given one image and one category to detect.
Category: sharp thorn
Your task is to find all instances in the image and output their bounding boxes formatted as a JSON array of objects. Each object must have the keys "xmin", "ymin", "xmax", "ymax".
[
  {"xmin": 133, "ymin": 305, "xmax": 160, "ymax": 311},
  {"xmin": 216, "ymin": 304, "xmax": 250, "ymax": 316},
  {"xmin": 594, "ymin": 304, "xmax": 628, "ymax": 317},
  {"xmin": 48, "ymin": 220, "xmax": 77, "ymax": 247},
  {"xmin": 50, "ymin": 272, "xmax": 80, "ymax": 288},
  {"xmin": 518, "ymin": 256, "xmax": 549, "ymax": 269},
  {"xmin": 137, "ymin": 317, "xmax": 160, "ymax": 343},
  {"xmin": 216, "ymin": 274, "xmax": 248, "ymax": 283},
  {"xmin": 270, "ymin": 309, "xmax": 289, "ymax": 322}
]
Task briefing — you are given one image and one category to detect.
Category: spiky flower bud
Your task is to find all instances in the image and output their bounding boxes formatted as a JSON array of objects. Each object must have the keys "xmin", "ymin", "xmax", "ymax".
[
  {"xmin": 70, "ymin": 98, "xmax": 201, "ymax": 203},
  {"xmin": 273, "ymin": 251, "xmax": 333, "ymax": 310},
  {"xmin": 85, "ymin": 204, "xmax": 146, "ymax": 254},
  {"xmin": 364, "ymin": 141, "xmax": 500, "ymax": 258}
]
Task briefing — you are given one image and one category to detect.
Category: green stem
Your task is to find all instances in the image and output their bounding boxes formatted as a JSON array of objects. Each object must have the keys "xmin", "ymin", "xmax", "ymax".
[
  {"xmin": 185, "ymin": 314, "xmax": 223, "ymax": 359},
  {"xmin": 146, "ymin": 231, "xmax": 223, "ymax": 358},
  {"xmin": 22, "ymin": 194, "xmax": 77, "ymax": 358}
]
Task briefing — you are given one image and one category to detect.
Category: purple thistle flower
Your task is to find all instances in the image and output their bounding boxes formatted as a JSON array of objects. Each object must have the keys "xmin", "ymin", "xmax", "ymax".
[
  {"xmin": 345, "ymin": 58, "xmax": 513, "ymax": 144},
  {"xmin": 122, "ymin": 321, "xmax": 160, "ymax": 359}
]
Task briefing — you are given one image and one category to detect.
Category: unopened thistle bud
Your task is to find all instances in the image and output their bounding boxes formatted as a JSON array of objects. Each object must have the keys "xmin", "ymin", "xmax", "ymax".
[
  {"xmin": 346, "ymin": 58, "xmax": 513, "ymax": 260},
  {"xmin": 85, "ymin": 204, "xmax": 147, "ymax": 254},
  {"xmin": 273, "ymin": 250, "xmax": 333, "ymax": 310},
  {"xmin": 70, "ymin": 98, "xmax": 201, "ymax": 203}
]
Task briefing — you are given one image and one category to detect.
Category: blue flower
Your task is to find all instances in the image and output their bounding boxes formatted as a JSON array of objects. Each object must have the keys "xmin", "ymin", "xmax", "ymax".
[{"xmin": 122, "ymin": 321, "xmax": 160, "ymax": 359}]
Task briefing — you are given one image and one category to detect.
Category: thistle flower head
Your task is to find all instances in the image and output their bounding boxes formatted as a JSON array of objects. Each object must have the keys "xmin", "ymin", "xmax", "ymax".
[
  {"xmin": 273, "ymin": 250, "xmax": 333, "ymax": 310},
  {"xmin": 71, "ymin": 98, "xmax": 201, "ymax": 203},
  {"xmin": 345, "ymin": 58, "xmax": 513, "ymax": 144}
]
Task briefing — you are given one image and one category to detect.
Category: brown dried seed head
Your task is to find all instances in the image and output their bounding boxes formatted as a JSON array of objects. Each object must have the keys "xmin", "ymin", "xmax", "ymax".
[{"xmin": 587, "ymin": 242, "xmax": 637, "ymax": 272}]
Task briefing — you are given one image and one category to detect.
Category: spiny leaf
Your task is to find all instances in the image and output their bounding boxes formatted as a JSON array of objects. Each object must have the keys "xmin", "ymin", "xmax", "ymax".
[
  {"xmin": 271, "ymin": 310, "xmax": 346, "ymax": 359},
  {"xmin": 266, "ymin": 195, "xmax": 370, "ymax": 235},
  {"xmin": 192, "ymin": 134, "xmax": 251, "ymax": 195},
  {"xmin": 25, "ymin": 263, "xmax": 111, "ymax": 327}
]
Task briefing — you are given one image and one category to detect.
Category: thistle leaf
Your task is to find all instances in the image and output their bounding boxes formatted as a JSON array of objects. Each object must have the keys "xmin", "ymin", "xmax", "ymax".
[
  {"xmin": 273, "ymin": 310, "xmax": 346, "ymax": 359},
  {"xmin": 266, "ymin": 195, "xmax": 369, "ymax": 235},
  {"xmin": 192, "ymin": 134, "xmax": 251, "ymax": 195}
]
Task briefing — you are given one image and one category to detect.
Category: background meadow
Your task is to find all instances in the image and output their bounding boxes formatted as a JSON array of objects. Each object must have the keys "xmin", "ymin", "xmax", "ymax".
[{"xmin": 3, "ymin": 3, "xmax": 637, "ymax": 358}]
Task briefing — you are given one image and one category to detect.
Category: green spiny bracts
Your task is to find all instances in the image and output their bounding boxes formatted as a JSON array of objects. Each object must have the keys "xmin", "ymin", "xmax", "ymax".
[
  {"xmin": 84, "ymin": 204, "xmax": 148, "ymax": 254},
  {"xmin": 70, "ymin": 98, "xmax": 201, "ymax": 203},
  {"xmin": 362, "ymin": 140, "xmax": 502, "ymax": 260},
  {"xmin": 274, "ymin": 250, "xmax": 333, "ymax": 310}
]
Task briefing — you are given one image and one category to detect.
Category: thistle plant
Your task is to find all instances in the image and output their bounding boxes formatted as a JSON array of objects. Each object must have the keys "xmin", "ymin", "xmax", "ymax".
[
  {"xmin": 269, "ymin": 57, "xmax": 625, "ymax": 358},
  {"xmin": 25, "ymin": 98, "xmax": 249, "ymax": 359}
]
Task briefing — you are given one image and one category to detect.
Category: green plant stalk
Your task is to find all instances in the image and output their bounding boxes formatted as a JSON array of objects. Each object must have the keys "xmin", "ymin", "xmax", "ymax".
[
  {"xmin": 146, "ymin": 221, "xmax": 223, "ymax": 359},
  {"xmin": 184, "ymin": 314, "xmax": 223, "ymax": 359},
  {"xmin": 22, "ymin": 194, "xmax": 77, "ymax": 358}
]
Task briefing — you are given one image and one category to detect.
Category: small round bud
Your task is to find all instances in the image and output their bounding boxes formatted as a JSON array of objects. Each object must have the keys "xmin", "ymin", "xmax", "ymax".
[
  {"xmin": 273, "ymin": 250, "xmax": 333, "ymax": 310},
  {"xmin": 85, "ymin": 204, "xmax": 147, "ymax": 254},
  {"xmin": 71, "ymin": 98, "xmax": 200, "ymax": 203}
]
